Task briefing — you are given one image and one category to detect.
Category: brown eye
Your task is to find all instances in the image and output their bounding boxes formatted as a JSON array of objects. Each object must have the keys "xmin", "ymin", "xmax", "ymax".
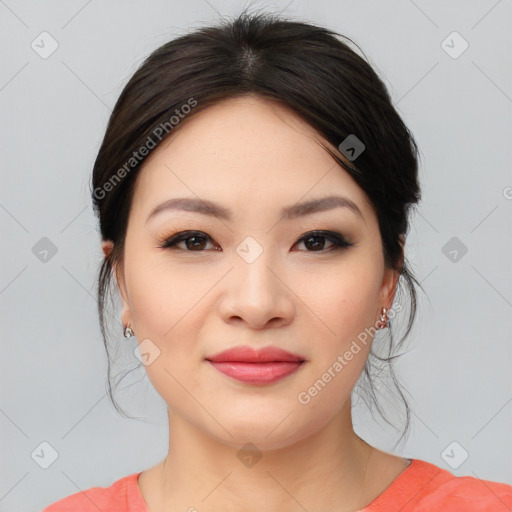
[
  {"xmin": 297, "ymin": 234, "xmax": 334, "ymax": 251},
  {"xmin": 160, "ymin": 230, "xmax": 353, "ymax": 253},
  {"xmin": 160, "ymin": 231, "xmax": 218, "ymax": 251},
  {"xmin": 293, "ymin": 231, "xmax": 354, "ymax": 252}
]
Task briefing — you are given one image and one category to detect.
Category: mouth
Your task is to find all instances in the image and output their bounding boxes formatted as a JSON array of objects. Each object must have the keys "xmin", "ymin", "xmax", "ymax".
[{"xmin": 205, "ymin": 345, "xmax": 306, "ymax": 385}]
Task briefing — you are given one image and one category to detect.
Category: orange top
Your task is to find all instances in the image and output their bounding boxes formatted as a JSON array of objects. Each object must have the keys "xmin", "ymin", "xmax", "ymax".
[{"xmin": 42, "ymin": 458, "xmax": 512, "ymax": 512}]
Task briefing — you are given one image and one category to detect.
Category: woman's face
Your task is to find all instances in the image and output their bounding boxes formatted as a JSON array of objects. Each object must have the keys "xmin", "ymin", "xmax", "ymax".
[{"xmin": 107, "ymin": 96, "xmax": 399, "ymax": 450}]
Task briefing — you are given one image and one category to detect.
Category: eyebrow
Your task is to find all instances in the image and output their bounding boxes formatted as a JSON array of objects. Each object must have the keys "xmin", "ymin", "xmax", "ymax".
[{"xmin": 145, "ymin": 195, "xmax": 363, "ymax": 225}]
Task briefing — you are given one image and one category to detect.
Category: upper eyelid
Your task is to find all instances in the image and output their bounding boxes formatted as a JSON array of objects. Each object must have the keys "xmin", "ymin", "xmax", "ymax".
[{"xmin": 161, "ymin": 229, "xmax": 352, "ymax": 248}]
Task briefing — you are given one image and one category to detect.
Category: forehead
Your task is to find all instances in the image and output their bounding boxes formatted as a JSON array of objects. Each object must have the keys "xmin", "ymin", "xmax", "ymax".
[{"xmin": 131, "ymin": 96, "xmax": 373, "ymax": 221}]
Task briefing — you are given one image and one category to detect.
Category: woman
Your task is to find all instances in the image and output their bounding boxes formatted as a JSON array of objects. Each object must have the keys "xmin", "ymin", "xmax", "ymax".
[{"xmin": 43, "ymin": 10, "xmax": 511, "ymax": 512}]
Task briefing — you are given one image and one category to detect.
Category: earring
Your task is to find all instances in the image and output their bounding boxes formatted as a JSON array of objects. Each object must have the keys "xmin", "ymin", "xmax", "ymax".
[
  {"xmin": 123, "ymin": 324, "xmax": 135, "ymax": 338},
  {"xmin": 378, "ymin": 307, "xmax": 388, "ymax": 329}
]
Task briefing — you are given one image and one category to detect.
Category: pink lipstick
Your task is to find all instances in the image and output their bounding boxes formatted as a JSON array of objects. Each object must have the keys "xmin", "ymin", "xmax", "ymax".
[{"xmin": 206, "ymin": 346, "xmax": 306, "ymax": 385}]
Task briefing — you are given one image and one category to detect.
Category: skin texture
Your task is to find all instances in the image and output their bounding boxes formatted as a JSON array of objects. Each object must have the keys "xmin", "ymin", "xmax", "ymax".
[{"xmin": 102, "ymin": 96, "xmax": 409, "ymax": 512}]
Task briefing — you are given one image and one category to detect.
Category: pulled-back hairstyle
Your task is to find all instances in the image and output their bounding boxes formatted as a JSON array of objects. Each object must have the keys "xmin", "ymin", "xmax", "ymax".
[{"xmin": 91, "ymin": 9, "xmax": 423, "ymax": 448}]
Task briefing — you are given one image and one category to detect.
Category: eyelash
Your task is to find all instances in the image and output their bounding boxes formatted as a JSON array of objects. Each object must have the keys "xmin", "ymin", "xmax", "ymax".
[{"xmin": 158, "ymin": 230, "xmax": 354, "ymax": 253}]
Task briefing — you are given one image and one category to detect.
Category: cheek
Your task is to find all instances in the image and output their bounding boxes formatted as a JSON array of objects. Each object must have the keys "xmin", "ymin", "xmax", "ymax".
[
  {"xmin": 125, "ymin": 259, "xmax": 204, "ymax": 403},
  {"xmin": 124, "ymin": 254, "xmax": 218, "ymax": 381},
  {"xmin": 307, "ymin": 260, "xmax": 382, "ymax": 337},
  {"xmin": 298, "ymin": 257, "xmax": 382, "ymax": 392},
  {"xmin": 125, "ymin": 253, "xmax": 205, "ymax": 337}
]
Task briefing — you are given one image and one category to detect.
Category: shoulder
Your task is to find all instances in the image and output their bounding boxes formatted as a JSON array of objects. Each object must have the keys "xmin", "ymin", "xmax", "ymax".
[
  {"xmin": 410, "ymin": 460, "xmax": 512, "ymax": 511},
  {"xmin": 41, "ymin": 472, "xmax": 142, "ymax": 512}
]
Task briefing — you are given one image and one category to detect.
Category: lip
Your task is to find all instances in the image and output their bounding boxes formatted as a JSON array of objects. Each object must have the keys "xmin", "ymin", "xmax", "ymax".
[
  {"xmin": 206, "ymin": 345, "xmax": 306, "ymax": 363},
  {"xmin": 207, "ymin": 361, "xmax": 305, "ymax": 384},
  {"xmin": 205, "ymin": 345, "xmax": 306, "ymax": 385}
]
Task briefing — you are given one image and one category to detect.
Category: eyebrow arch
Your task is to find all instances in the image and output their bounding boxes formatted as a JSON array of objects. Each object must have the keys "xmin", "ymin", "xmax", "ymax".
[{"xmin": 146, "ymin": 195, "xmax": 363, "ymax": 225}]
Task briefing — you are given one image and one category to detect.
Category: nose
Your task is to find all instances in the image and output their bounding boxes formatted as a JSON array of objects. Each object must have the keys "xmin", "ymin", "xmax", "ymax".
[{"xmin": 218, "ymin": 241, "xmax": 295, "ymax": 330}]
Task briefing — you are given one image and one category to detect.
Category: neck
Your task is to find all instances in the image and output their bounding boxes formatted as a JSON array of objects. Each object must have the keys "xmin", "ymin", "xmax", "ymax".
[{"xmin": 147, "ymin": 400, "xmax": 381, "ymax": 512}]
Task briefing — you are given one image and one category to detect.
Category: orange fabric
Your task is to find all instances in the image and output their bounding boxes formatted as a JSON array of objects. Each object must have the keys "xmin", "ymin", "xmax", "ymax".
[{"xmin": 42, "ymin": 458, "xmax": 512, "ymax": 511}]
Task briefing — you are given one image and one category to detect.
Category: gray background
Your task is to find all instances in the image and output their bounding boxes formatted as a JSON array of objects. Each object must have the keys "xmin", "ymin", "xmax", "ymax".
[{"xmin": 1, "ymin": 0, "xmax": 511, "ymax": 510}]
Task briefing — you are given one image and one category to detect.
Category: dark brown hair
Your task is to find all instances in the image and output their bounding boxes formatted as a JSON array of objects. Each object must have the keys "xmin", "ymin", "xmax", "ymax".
[{"xmin": 90, "ymin": 9, "xmax": 423, "ymax": 448}]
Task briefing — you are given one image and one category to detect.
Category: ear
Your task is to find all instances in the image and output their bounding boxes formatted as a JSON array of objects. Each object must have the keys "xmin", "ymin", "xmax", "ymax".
[
  {"xmin": 101, "ymin": 240, "xmax": 133, "ymax": 331},
  {"xmin": 378, "ymin": 234, "xmax": 405, "ymax": 312},
  {"xmin": 101, "ymin": 239, "xmax": 113, "ymax": 258}
]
